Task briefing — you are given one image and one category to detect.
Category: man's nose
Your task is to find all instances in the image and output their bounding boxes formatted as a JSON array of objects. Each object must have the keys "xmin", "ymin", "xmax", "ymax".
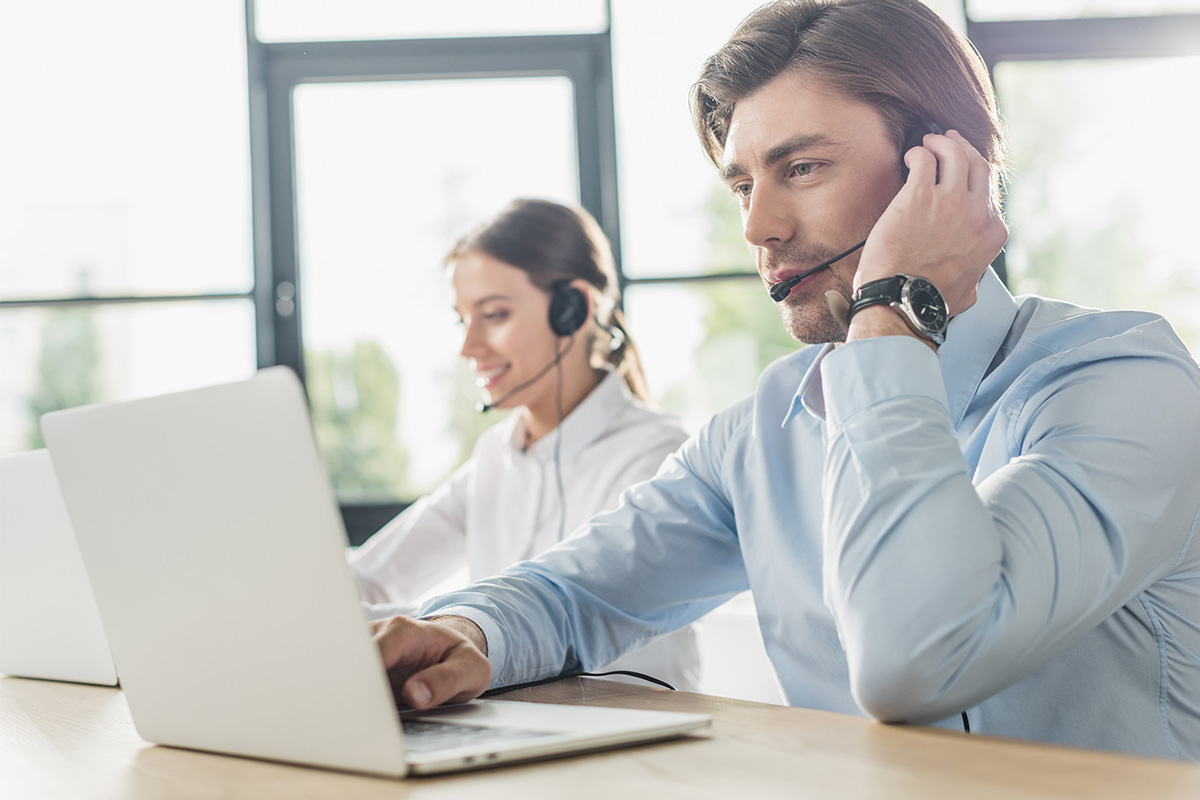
[{"xmin": 742, "ymin": 184, "xmax": 796, "ymax": 250}]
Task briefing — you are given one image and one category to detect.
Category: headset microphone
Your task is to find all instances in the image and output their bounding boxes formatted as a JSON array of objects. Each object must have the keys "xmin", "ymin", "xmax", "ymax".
[
  {"xmin": 768, "ymin": 239, "xmax": 865, "ymax": 302},
  {"xmin": 476, "ymin": 342, "xmax": 570, "ymax": 413}
]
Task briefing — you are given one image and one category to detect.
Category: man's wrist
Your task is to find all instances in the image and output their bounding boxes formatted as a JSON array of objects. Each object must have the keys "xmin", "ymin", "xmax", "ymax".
[
  {"xmin": 846, "ymin": 305, "xmax": 938, "ymax": 351},
  {"xmin": 845, "ymin": 274, "xmax": 947, "ymax": 348},
  {"xmin": 424, "ymin": 615, "xmax": 489, "ymax": 656}
]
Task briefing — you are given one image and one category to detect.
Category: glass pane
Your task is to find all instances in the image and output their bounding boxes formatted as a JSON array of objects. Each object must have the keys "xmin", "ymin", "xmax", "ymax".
[
  {"xmin": 996, "ymin": 57, "xmax": 1200, "ymax": 353},
  {"xmin": 293, "ymin": 78, "xmax": 578, "ymax": 502},
  {"xmin": 968, "ymin": 0, "xmax": 1200, "ymax": 20},
  {"xmin": 255, "ymin": 0, "xmax": 608, "ymax": 42},
  {"xmin": 624, "ymin": 278, "xmax": 804, "ymax": 433},
  {"xmin": 0, "ymin": 300, "xmax": 257, "ymax": 455},
  {"xmin": 611, "ymin": 0, "xmax": 767, "ymax": 280},
  {"xmin": 0, "ymin": 1, "xmax": 252, "ymax": 301}
]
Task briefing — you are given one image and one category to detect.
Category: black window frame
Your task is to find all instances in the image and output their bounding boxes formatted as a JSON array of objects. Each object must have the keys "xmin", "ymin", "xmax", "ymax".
[{"xmin": 243, "ymin": 3, "xmax": 620, "ymax": 542}]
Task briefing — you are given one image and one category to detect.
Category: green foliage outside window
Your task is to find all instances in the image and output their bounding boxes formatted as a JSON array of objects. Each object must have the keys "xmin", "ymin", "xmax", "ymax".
[
  {"xmin": 27, "ymin": 309, "xmax": 103, "ymax": 449},
  {"xmin": 307, "ymin": 340, "xmax": 410, "ymax": 502}
]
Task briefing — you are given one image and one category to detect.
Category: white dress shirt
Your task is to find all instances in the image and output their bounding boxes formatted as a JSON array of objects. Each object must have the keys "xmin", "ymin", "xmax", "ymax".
[{"xmin": 350, "ymin": 370, "xmax": 699, "ymax": 691}]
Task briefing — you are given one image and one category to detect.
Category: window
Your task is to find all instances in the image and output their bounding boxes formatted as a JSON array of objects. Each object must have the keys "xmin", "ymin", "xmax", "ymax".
[
  {"xmin": 0, "ymin": 0, "xmax": 255, "ymax": 454},
  {"xmin": 8, "ymin": 1, "xmax": 1197, "ymax": 540},
  {"xmin": 610, "ymin": 0, "xmax": 800, "ymax": 431},
  {"xmin": 995, "ymin": 56, "xmax": 1200, "ymax": 351},
  {"xmin": 967, "ymin": 9, "xmax": 1200, "ymax": 354},
  {"xmin": 248, "ymin": 14, "xmax": 617, "ymax": 540},
  {"xmin": 968, "ymin": 0, "xmax": 1200, "ymax": 21},
  {"xmin": 254, "ymin": 0, "xmax": 608, "ymax": 41},
  {"xmin": 292, "ymin": 77, "xmax": 579, "ymax": 501}
]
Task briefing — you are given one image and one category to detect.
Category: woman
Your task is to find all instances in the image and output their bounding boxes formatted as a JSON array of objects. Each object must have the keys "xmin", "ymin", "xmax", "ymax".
[{"xmin": 350, "ymin": 198, "xmax": 699, "ymax": 691}]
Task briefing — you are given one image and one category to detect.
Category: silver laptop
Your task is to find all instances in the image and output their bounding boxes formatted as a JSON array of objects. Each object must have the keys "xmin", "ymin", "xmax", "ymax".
[
  {"xmin": 0, "ymin": 449, "xmax": 118, "ymax": 686},
  {"xmin": 40, "ymin": 367, "xmax": 708, "ymax": 778}
]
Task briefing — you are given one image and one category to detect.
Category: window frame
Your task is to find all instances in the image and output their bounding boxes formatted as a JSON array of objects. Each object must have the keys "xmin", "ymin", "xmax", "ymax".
[
  {"xmin": 243, "ymin": 3, "xmax": 621, "ymax": 542},
  {"xmin": 241, "ymin": 3, "xmax": 1200, "ymax": 542},
  {"xmin": 964, "ymin": 7, "xmax": 1200, "ymax": 285}
]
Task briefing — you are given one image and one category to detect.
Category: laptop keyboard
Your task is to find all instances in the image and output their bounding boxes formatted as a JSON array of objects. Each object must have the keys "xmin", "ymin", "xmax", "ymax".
[{"xmin": 401, "ymin": 717, "xmax": 554, "ymax": 754}]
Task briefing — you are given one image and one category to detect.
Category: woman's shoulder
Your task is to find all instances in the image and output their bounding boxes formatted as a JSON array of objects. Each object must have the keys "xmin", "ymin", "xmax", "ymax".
[{"xmin": 604, "ymin": 393, "xmax": 690, "ymax": 450}]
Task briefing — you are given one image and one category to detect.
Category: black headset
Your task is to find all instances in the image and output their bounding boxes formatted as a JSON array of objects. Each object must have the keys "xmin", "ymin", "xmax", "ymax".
[{"xmin": 548, "ymin": 281, "xmax": 589, "ymax": 337}]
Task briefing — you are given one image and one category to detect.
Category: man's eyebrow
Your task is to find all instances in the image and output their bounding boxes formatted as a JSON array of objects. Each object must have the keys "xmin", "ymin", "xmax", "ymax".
[{"xmin": 719, "ymin": 133, "xmax": 842, "ymax": 182}]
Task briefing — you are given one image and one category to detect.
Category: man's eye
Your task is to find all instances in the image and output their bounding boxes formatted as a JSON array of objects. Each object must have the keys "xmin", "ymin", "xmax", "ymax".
[
  {"xmin": 483, "ymin": 311, "xmax": 508, "ymax": 323},
  {"xmin": 731, "ymin": 183, "xmax": 752, "ymax": 198},
  {"xmin": 790, "ymin": 162, "xmax": 816, "ymax": 178}
]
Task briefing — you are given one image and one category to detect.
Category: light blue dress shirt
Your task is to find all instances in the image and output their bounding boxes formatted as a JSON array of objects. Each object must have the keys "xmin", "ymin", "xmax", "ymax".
[{"xmin": 423, "ymin": 268, "xmax": 1200, "ymax": 759}]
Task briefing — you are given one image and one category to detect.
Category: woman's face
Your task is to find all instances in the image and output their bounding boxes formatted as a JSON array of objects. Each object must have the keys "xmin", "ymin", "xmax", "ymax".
[{"xmin": 450, "ymin": 250, "xmax": 567, "ymax": 413}]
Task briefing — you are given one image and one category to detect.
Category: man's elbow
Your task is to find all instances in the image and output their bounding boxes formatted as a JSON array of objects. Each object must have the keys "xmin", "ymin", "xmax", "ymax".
[{"xmin": 847, "ymin": 643, "xmax": 960, "ymax": 724}]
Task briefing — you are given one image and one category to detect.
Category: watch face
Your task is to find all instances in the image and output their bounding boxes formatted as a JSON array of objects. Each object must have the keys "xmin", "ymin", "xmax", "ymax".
[{"xmin": 905, "ymin": 278, "xmax": 948, "ymax": 332}]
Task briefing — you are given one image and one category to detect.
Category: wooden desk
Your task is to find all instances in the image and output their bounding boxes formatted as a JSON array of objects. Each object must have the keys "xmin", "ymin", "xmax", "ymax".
[{"xmin": 3, "ymin": 675, "xmax": 1197, "ymax": 799}]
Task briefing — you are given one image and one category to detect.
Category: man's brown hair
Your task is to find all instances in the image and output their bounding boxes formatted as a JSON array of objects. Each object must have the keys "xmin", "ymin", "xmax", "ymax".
[{"xmin": 691, "ymin": 0, "xmax": 1006, "ymax": 201}]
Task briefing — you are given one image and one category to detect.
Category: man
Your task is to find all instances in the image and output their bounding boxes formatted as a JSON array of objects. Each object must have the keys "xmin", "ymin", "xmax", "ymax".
[{"xmin": 373, "ymin": 0, "xmax": 1200, "ymax": 759}]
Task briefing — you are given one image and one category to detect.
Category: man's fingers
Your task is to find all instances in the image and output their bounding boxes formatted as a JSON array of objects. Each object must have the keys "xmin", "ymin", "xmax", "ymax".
[
  {"xmin": 371, "ymin": 615, "xmax": 492, "ymax": 710},
  {"xmin": 401, "ymin": 644, "xmax": 491, "ymax": 709},
  {"xmin": 924, "ymin": 129, "xmax": 988, "ymax": 195},
  {"xmin": 939, "ymin": 129, "xmax": 993, "ymax": 196},
  {"xmin": 372, "ymin": 615, "xmax": 429, "ymax": 670},
  {"xmin": 904, "ymin": 144, "xmax": 938, "ymax": 185}
]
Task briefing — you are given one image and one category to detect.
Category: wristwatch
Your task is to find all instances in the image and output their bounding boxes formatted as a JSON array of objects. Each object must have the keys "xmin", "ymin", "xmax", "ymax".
[{"xmin": 846, "ymin": 274, "xmax": 949, "ymax": 345}]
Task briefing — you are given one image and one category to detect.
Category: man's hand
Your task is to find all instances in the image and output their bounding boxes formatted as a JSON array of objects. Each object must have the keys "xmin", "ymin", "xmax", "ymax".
[
  {"xmin": 855, "ymin": 129, "xmax": 1008, "ymax": 318},
  {"xmin": 371, "ymin": 615, "xmax": 491, "ymax": 711}
]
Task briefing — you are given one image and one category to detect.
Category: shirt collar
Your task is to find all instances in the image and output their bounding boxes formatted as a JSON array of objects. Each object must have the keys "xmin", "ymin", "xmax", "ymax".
[
  {"xmin": 784, "ymin": 267, "xmax": 1018, "ymax": 428},
  {"xmin": 937, "ymin": 267, "xmax": 1018, "ymax": 428},
  {"xmin": 787, "ymin": 344, "xmax": 835, "ymax": 425},
  {"xmin": 507, "ymin": 369, "xmax": 627, "ymax": 460}
]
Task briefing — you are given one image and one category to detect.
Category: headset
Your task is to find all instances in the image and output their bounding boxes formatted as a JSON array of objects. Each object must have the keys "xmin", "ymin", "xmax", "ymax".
[
  {"xmin": 548, "ymin": 281, "xmax": 589, "ymax": 337},
  {"xmin": 476, "ymin": 281, "xmax": 589, "ymax": 414}
]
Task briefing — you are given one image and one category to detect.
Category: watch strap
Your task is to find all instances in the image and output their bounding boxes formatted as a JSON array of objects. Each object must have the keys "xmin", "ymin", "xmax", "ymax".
[{"xmin": 847, "ymin": 275, "xmax": 905, "ymax": 322}]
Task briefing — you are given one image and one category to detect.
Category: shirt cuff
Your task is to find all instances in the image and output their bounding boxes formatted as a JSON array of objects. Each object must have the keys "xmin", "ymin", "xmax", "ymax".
[
  {"xmin": 820, "ymin": 336, "xmax": 949, "ymax": 428},
  {"xmin": 417, "ymin": 601, "xmax": 508, "ymax": 690}
]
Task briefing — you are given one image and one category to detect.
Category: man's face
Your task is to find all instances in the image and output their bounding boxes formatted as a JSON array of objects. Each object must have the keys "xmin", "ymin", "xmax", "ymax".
[{"xmin": 720, "ymin": 69, "xmax": 904, "ymax": 344}]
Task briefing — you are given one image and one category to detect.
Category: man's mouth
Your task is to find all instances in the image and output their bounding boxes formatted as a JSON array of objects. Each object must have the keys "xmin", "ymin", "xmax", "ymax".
[{"xmin": 765, "ymin": 240, "xmax": 865, "ymax": 303}]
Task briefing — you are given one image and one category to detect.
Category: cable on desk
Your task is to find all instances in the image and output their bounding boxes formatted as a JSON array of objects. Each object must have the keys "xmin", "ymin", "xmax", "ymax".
[
  {"xmin": 961, "ymin": 711, "xmax": 971, "ymax": 733},
  {"xmin": 480, "ymin": 670, "xmax": 677, "ymax": 698}
]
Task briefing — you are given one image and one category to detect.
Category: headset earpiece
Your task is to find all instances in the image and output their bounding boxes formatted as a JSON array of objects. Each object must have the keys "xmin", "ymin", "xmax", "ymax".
[
  {"xmin": 548, "ymin": 282, "xmax": 588, "ymax": 337},
  {"xmin": 900, "ymin": 120, "xmax": 946, "ymax": 179}
]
